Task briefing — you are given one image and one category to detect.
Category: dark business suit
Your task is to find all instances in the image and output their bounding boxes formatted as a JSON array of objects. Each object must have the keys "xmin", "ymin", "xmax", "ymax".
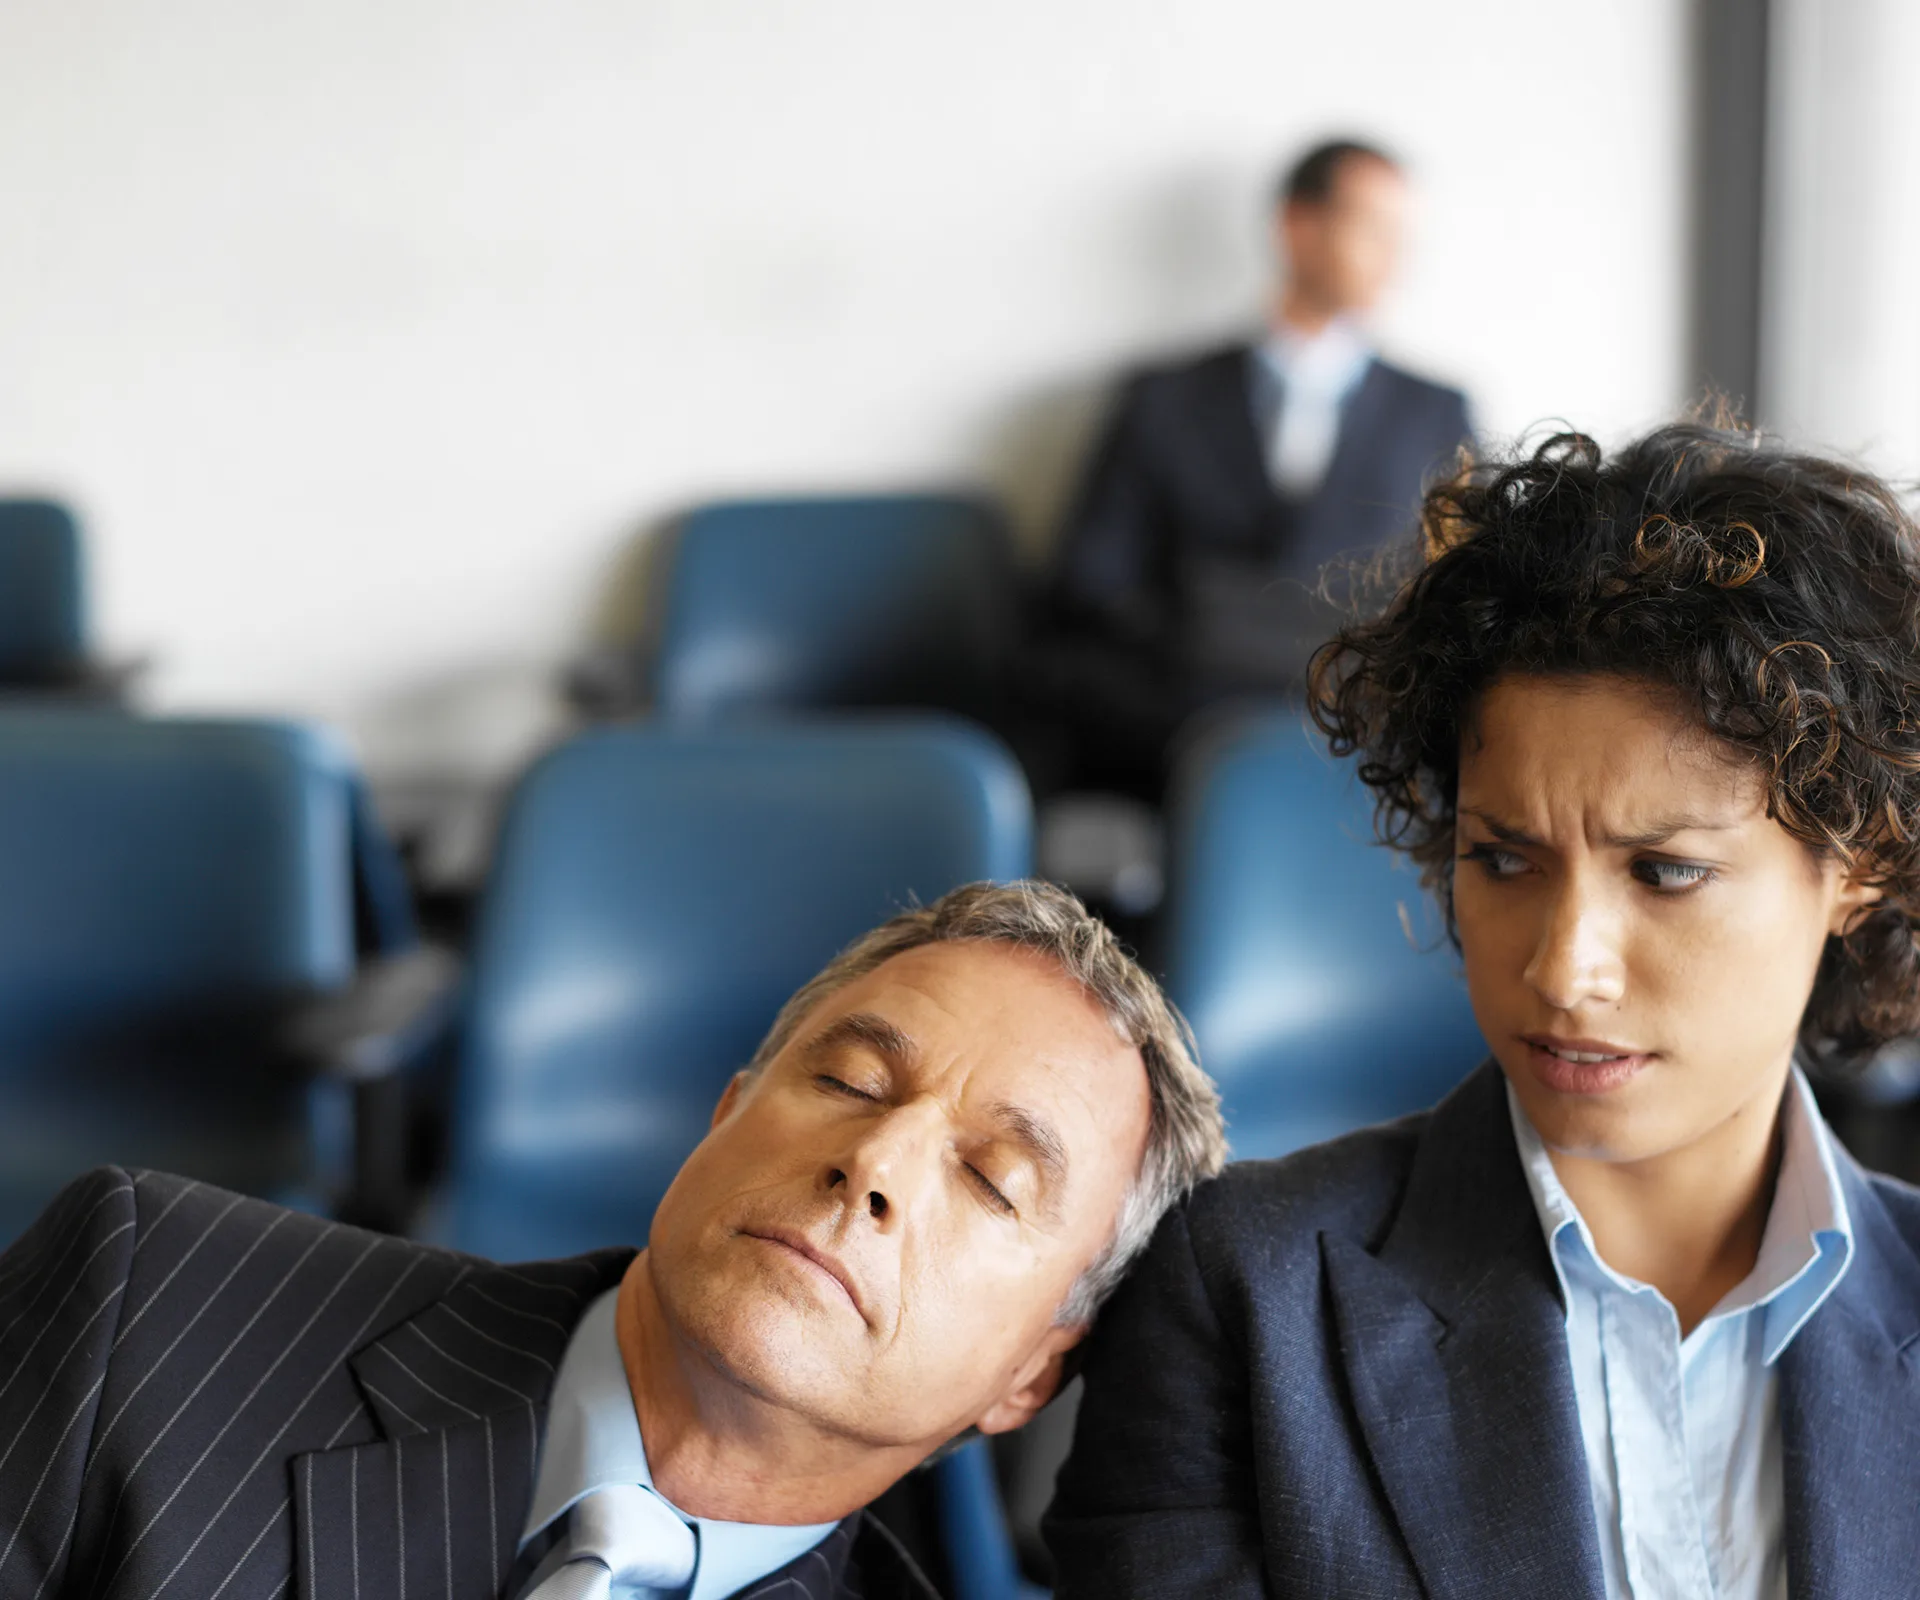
[
  {"xmin": 1045, "ymin": 1062, "xmax": 1920, "ymax": 1598},
  {"xmin": 0, "ymin": 1168, "xmax": 936, "ymax": 1600},
  {"xmin": 1042, "ymin": 343, "xmax": 1470, "ymax": 793}
]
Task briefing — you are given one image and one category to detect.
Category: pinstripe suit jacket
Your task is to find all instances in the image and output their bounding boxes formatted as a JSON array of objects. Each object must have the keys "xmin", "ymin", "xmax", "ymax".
[{"xmin": 0, "ymin": 1168, "xmax": 938, "ymax": 1600}]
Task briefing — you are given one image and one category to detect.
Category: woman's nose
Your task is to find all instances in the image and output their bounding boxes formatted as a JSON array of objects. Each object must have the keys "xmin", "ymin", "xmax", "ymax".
[{"xmin": 1523, "ymin": 884, "xmax": 1626, "ymax": 1011}]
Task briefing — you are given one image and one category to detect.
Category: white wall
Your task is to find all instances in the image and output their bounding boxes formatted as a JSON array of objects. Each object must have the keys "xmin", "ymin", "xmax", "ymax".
[
  {"xmin": 0, "ymin": 0, "xmax": 1692, "ymax": 794},
  {"xmin": 1762, "ymin": 0, "xmax": 1920, "ymax": 473}
]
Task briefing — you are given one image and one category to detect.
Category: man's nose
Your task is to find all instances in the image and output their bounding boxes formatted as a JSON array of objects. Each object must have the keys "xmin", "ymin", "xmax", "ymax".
[
  {"xmin": 1523, "ymin": 878, "xmax": 1627, "ymax": 1012},
  {"xmin": 821, "ymin": 1100, "xmax": 945, "ymax": 1229}
]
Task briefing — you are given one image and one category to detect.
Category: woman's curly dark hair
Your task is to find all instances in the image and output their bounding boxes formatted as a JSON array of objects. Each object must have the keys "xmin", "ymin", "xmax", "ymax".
[{"xmin": 1308, "ymin": 418, "xmax": 1920, "ymax": 1059}]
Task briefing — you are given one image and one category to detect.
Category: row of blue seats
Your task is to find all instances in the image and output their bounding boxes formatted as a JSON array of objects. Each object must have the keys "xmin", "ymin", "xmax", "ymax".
[
  {"xmin": 0, "ymin": 709, "xmax": 1484, "ymax": 1248},
  {"xmin": 0, "ymin": 493, "xmax": 1013, "ymax": 718}
]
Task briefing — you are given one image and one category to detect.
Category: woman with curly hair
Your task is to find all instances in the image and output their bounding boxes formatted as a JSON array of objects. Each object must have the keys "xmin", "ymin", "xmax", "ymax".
[{"xmin": 1047, "ymin": 421, "xmax": 1920, "ymax": 1599}]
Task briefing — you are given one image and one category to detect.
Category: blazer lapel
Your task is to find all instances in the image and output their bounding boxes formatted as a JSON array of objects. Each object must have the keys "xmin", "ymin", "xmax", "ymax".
[
  {"xmin": 1778, "ymin": 1157, "xmax": 1920, "ymax": 1599},
  {"xmin": 1292, "ymin": 359, "xmax": 1398, "ymax": 561},
  {"xmin": 293, "ymin": 1249, "xmax": 633, "ymax": 1600},
  {"xmin": 1183, "ymin": 346, "xmax": 1284, "ymax": 531},
  {"xmin": 1323, "ymin": 1065, "xmax": 1605, "ymax": 1600}
]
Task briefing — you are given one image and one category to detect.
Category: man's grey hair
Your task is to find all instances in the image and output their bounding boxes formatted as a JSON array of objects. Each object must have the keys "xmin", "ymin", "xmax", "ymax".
[{"xmin": 746, "ymin": 879, "xmax": 1228, "ymax": 1326}]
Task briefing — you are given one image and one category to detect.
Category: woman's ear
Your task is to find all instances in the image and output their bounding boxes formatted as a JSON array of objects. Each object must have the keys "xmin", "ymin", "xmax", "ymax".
[{"xmin": 1831, "ymin": 869, "xmax": 1886, "ymax": 938}]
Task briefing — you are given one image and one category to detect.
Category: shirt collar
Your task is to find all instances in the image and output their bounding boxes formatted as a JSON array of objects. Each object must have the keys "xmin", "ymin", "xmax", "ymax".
[
  {"xmin": 1507, "ymin": 1066, "xmax": 1854, "ymax": 1362},
  {"xmin": 1256, "ymin": 316, "xmax": 1374, "ymax": 396},
  {"xmin": 521, "ymin": 1288, "xmax": 839, "ymax": 1600}
]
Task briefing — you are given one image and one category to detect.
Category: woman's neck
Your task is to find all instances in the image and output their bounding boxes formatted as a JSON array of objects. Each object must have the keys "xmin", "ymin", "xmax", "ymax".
[{"xmin": 1548, "ymin": 1067, "xmax": 1791, "ymax": 1336}]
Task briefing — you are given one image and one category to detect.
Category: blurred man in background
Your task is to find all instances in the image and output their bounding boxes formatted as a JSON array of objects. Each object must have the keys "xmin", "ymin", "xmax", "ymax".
[{"xmin": 1044, "ymin": 138, "xmax": 1473, "ymax": 799}]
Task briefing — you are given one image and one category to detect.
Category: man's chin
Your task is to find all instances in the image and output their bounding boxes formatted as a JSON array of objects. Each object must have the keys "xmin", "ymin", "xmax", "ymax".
[{"xmin": 683, "ymin": 1289, "xmax": 860, "ymax": 1399}]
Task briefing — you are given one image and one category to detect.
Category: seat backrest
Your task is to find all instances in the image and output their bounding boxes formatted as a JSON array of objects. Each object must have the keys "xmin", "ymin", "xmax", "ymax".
[
  {"xmin": 449, "ymin": 718, "xmax": 1033, "ymax": 1260},
  {"xmin": 0, "ymin": 499, "xmax": 86, "ymax": 678},
  {"xmin": 1165, "ymin": 712, "xmax": 1485, "ymax": 1159},
  {"xmin": 0, "ymin": 711, "xmax": 360, "ymax": 1235},
  {"xmin": 651, "ymin": 495, "xmax": 1015, "ymax": 722}
]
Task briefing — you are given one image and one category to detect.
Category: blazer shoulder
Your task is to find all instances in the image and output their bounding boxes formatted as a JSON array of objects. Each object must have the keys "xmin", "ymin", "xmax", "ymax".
[
  {"xmin": 0, "ymin": 1166, "xmax": 143, "ymax": 1307},
  {"xmin": 1185, "ymin": 1109, "xmax": 1430, "ymax": 1269},
  {"xmin": 1110, "ymin": 340, "xmax": 1250, "ymax": 407},
  {"xmin": 1369, "ymin": 357, "xmax": 1471, "ymax": 416},
  {"xmin": 119, "ymin": 1167, "xmax": 475, "ymax": 1271},
  {"xmin": 68, "ymin": 1170, "xmax": 493, "ymax": 1371}
]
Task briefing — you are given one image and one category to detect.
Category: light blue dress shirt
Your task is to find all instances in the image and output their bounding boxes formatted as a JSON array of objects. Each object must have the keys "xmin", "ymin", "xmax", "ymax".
[
  {"xmin": 1509, "ymin": 1069, "xmax": 1855, "ymax": 1600},
  {"xmin": 517, "ymin": 1288, "xmax": 838, "ymax": 1600},
  {"xmin": 1250, "ymin": 319, "xmax": 1374, "ymax": 497}
]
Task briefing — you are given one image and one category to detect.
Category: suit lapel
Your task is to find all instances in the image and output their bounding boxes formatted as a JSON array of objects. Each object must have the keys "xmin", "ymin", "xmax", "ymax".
[
  {"xmin": 1323, "ymin": 1065, "xmax": 1605, "ymax": 1600},
  {"xmin": 293, "ymin": 1249, "xmax": 633, "ymax": 1600},
  {"xmin": 1293, "ymin": 359, "xmax": 1399, "ymax": 560},
  {"xmin": 1778, "ymin": 1157, "xmax": 1920, "ymax": 1599},
  {"xmin": 1184, "ymin": 346, "xmax": 1284, "ymax": 532}
]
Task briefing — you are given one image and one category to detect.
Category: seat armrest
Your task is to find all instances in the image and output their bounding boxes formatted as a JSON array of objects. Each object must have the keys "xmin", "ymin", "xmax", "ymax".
[
  {"xmin": 290, "ymin": 945, "xmax": 463, "ymax": 1084},
  {"xmin": 562, "ymin": 645, "xmax": 649, "ymax": 718},
  {"xmin": 287, "ymin": 946, "xmax": 463, "ymax": 1231}
]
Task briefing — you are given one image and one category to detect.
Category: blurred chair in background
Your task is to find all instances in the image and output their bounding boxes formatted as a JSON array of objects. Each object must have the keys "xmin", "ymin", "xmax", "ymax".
[
  {"xmin": 431, "ymin": 716, "xmax": 1036, "ymax": 1600},
  {"xmin": 0, "ymin": 711, "xmax": 447, "ymax": 1244},
  {"xmin": 570, "ymin": 493, "xmax": 1019, "ymax": 731},
  {"xmin": 1164, "ymin": 710, "xmax": 1485, "ymax": 1157},
  {"xmin": 0, "ymin": 498, "xmax": 141, "ymax": 700},
  {"xmin": 440, "ymin": 717, "xmax": 1031, "ymax": 1257}
]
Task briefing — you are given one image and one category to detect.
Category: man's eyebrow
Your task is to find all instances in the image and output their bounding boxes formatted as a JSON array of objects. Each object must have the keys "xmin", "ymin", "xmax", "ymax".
[
  {"xmin": 989, "ymin": 1101, "xmax": 1070, "ymax": 1205},
  {"xmin": 801, "ymin": 1012, "xmax": 918, "ymax": 1070},
  {"xmin": 1460, "ymin": 806, "xmax": 1741, "ymax": 851}
]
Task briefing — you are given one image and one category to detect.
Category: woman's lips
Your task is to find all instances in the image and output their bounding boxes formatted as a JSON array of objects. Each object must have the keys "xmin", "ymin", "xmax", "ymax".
[{"xmin": 1523, "ymin": 1036, "xmax": 1654, "ymax": 1095}]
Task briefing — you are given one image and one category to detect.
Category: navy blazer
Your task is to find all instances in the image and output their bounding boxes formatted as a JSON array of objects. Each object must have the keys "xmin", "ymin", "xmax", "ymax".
[
  {"xmin": 1045, "ymin": 1063, "xmax": 1920, "ymax": 1599},
  {"xmin": 1053, "ymin": 341, "xmax": 1471, "ymax": 690}
]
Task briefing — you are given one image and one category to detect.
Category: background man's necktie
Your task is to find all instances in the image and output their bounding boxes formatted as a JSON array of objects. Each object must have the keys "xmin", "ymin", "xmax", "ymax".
[{"xmin": 525, "ymin": 1483, "xmax": 698, "ymax": 1600}]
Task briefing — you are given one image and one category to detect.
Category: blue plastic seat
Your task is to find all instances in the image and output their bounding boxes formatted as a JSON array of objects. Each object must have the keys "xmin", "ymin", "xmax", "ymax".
[
  {"xmin": 651, "ymin": 495, "xmax": 1015, "ymax": 722},
  {"xmin": 446, "ymin": 717, "xmax": 1033, "ymax": 1259},
  {"xmin": 1165, "ymin": 711, "xmax": 1486, "ymax": 1159},
  {"xmin": 0, "ymin": 710, "xmax": 418, "ymax": 1241},
  {"xmin": 0, "ymin": 499, "xmax": 87, "ymax": 686}
]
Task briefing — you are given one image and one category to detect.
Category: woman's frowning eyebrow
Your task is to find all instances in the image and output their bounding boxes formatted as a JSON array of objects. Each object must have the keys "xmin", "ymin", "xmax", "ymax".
[{"xmin": 1459, "ymin": 805, "xmax": 1743, "ymax": 851}]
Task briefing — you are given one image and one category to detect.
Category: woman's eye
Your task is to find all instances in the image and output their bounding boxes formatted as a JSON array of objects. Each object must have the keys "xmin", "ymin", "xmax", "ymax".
[
  {"xmin": 1461, "ymin": 842, "xmax": 1529, "ymax": 879},
  {"xmin": 967, "ymin": 1166, "xmax": 1016, "ymax": 1216},
  {"xmin": 1633, "ymin": 859, "xmax": 1715, "ymax": 892}
]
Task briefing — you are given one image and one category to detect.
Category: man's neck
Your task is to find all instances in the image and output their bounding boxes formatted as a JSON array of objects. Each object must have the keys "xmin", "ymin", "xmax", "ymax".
[
  {"xmin": 1548, "ymin": 1063, "xmax": 1791, "ymax": 1336},
  {"xmin": 1272, "ymin": 282, "xmax": 1340, "ymax": 340},
  {"xmin": 613, "ymin": 1253, "xmax": 929, "ymax": 1526}
]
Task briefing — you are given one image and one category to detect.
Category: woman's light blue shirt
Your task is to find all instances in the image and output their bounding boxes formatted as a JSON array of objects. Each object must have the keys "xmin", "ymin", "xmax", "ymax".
[{"xmin": 1508, "ymin": 1069, "xmax": 1854, "ymax": 1600}]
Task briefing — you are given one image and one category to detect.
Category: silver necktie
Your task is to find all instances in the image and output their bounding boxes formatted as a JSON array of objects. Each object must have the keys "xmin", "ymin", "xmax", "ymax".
[{"xmin": 525, "ymin": 1483, "xmax": 698, "ymax": 1600}]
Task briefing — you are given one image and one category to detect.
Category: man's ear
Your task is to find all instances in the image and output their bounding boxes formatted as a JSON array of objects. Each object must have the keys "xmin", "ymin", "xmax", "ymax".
[
  {"xmin": 710, "ymin": 1070, "xmax": 751, "ymax": 1132},
  {"xmin": 971, "ymin": 1321, "xmax": 1088, "ymax": 1438}
]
